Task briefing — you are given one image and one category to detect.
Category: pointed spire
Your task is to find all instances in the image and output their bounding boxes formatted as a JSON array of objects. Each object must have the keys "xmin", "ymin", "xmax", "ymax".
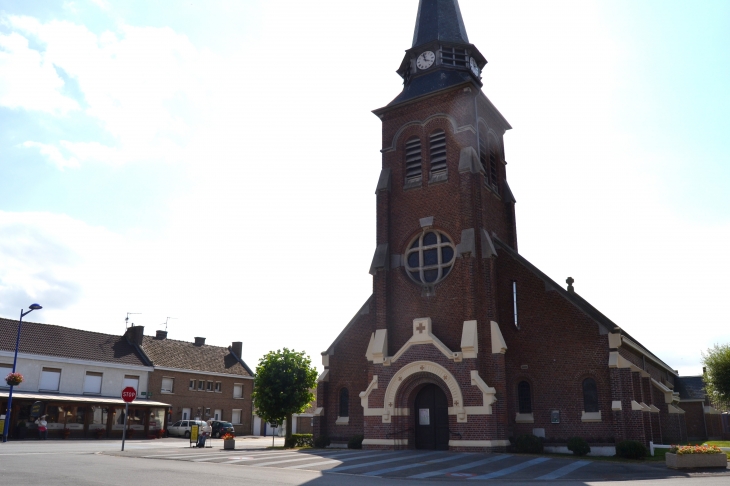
[{"xmin": 412, "ymin": 0, "xmax": 469, "ymax": 48}]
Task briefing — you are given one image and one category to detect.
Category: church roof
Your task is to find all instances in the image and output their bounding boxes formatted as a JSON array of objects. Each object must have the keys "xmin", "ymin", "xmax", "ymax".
[
  {"xmin": 491, "ymin": 235, "xmax": 678, "ymax": 376},
  {"xmin": 323, "ymin": 296, "xmax": 372, "ymax": 356},
  {"xmin": 412, "ymin": 0, "xmax": 470, "ymax": 48},
  {"xmin": 387, "ymin": 69, "xmax": 474, "ymax": 107},
  {"xmin": 675, "ymin": 376, "xmax": 707, "ymax": 401}
]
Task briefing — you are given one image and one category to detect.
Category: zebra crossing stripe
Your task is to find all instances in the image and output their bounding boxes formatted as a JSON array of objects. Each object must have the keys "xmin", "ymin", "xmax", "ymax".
[
  {"xmin": 251, "ymin": 451, "xmax": 372, "ymax": 467},
  {"xmin": 535, "ymin": 460, "xmax": 591, "ymax": 480},
  {"xmin": 408, "ymin": 454, "xmax": 511, "ymax": 479},
  {"xmin": 219, "ymin": 452, "xmax": 322, "ymax": 464},
  {"xmin": 328, "ymin": 452, "xmax": 441, "ymax": 472},
  {"xmin": 468, "ymin": 457, "xmax": 551, "ymax": 480},
  {"xmin": 285, "ymin": 452, "xmax": 390, "ymax": 469},
  {"xmin": 362, "ymin": 453, "xmax": 471, "ymax": 476}
]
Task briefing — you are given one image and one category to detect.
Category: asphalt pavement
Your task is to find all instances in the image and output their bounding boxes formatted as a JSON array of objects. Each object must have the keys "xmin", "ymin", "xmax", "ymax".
[{"xmin": 1, "ymin": 438, "xmax": 728, "ymax": 485}]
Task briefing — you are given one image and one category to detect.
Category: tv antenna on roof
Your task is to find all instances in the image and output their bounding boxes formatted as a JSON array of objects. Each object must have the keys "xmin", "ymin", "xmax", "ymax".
[
  {"xmin": 164, "ymin": 317, "xmax": 177, "ymax": 331},
  {"xmin": 125, "ymin": 312, "xmax": 141, "ymax": 329}
]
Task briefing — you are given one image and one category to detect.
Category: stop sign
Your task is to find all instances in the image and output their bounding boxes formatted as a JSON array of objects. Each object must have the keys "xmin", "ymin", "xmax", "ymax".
[{"xmin": 121, "ymin": 387, "xmax": 137, "ymax": 403}]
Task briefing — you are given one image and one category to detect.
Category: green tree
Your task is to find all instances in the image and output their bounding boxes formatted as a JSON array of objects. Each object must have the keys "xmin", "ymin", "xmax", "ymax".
[
  {"xmin": 702, "ymin": 343, "xmax": 730, "ymax": 403},
  {"xmin": 251, "ymin": 348, "xmax": 318, "ymax": 443}
]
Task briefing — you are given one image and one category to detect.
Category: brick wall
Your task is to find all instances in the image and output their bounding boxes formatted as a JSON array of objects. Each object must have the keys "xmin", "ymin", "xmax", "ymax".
[{"xmin": 147, "ymin": 370, "xmax": 253, "ymax": 435}]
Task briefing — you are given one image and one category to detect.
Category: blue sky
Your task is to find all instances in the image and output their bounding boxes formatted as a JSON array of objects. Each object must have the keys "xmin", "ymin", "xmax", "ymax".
[{"xmin": 0, "ymin": 0, "xmax": 728, "ymax": 374}]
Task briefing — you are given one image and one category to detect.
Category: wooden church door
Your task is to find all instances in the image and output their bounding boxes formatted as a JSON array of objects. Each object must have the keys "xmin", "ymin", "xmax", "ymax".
[{"xmin": 414, "ymin": 384, "xmax": 449, "ymax": 450}]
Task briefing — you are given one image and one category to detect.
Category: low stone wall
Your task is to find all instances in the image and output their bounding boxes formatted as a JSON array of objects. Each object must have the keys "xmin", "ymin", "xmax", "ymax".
[
  {"xmin": 544, "ymin": 445, "xmax": 616, "ymax": 457},
  {"xmin": 666, "ymin": 453, "xmax": 728, "ymax": 469}
]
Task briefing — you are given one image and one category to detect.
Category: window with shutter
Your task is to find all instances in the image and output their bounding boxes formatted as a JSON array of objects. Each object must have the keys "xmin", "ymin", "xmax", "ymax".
[
  {"xmin": 83, "ymin": 372, "xmax": 103, "ymax": 395},
  {"xmin": 231, "ymin": 409, "xmax": 242, "ymax": 424},
  {"xmin": 40, "ymin": 368, "xmax": 62, "ymax": 391},
  {"xmin": 233, "ymin": 383, "xmax": 243, "ymax": 398},
  {"xmin": 429, "ymin": 129, "xmax": 447, "ymax": 181},
  {"xmin": 161, "ymin": 377, "xmax": 174, "ymax": 393},
  {"xmin": 123, "ymin": 375, "xmax": 139, "ymax": 393},
  {"xmin": 404, "ymin": 137, "xmax": 422, "ymax": 185},
  {"xmin": 0, "ymin": 364, "xmax": 12, "ymax": 388}
]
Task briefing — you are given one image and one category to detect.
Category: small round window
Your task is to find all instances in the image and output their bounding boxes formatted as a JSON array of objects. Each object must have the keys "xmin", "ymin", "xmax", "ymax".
[{"xmin": 405, "ymin": 230, "xmax": 456, "ymax": 286}]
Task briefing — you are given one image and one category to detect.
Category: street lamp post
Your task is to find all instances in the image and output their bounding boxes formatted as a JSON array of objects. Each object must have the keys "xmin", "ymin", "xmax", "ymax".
[{"xmin": 2, "ymin": 303, "xmax": 42, "ymax": 443}]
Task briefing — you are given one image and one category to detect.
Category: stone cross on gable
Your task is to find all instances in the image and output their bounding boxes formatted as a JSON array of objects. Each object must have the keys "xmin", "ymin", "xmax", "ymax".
[{"xmin": 416, "ymin": 322, "xmax": 426, "ymax": 334}]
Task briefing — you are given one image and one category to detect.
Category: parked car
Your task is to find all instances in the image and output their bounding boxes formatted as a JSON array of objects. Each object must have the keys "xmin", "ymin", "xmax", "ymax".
[
  {"xmin": 210, "ymin": 420, "xmax": 234, "ymax": 438},
  {"xmin": 168, "ymin": 419, "xmax": 206, "ymax": 438}
]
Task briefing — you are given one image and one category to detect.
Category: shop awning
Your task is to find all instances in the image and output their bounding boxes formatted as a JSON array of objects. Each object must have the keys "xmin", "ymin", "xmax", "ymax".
[{"xmin": 0, "ymin": 391, "xmax": 170, "ymax": 407}]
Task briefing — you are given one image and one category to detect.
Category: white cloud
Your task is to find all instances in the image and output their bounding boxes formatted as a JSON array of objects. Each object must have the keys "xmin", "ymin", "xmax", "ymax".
[
  {"xmin": 89, "ymin": 0, "xmax": 110, "ymax": 11},
  {"xmin": 21, "ymin": 141, "xmax": 80, "ymax": 170},
  {"xmin": 0, "ymin": 32, "xmax": 79, "ymax": 113}
]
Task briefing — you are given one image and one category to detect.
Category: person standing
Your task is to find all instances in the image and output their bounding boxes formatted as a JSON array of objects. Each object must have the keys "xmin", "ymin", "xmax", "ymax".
[
  {"xmin": 197, "ymin": 421, "xmax": 211, "ymax": 447},
  {"xmin": 35, "ymin": 416, "xmax": 48, "ymax": 440}
]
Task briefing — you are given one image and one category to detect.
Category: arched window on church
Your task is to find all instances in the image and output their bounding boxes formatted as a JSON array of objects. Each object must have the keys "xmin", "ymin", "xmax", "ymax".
[
  {"xmin": 339, "ymin": 388, "xmax": 349, "ymax": 417},
  {"xmin": 404, "ymin": 136, "xmax": 422, "ymax": 185},
  {"xmin": 582, "ymin": 378, "xmax": 599, "ymax": 413},
  {"xmin": 517, "ymin": 381, "xmax": 532, "ymax": 414},
  {"xmin": 429, "ymin": 129, "xmax": 447, "ymax": 180}
]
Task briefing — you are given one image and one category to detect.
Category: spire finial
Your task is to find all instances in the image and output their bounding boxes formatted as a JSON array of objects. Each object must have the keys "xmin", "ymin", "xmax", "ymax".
[{"xmin": 566, "ymin": 277, "xmax": 575, "ymax": 293}]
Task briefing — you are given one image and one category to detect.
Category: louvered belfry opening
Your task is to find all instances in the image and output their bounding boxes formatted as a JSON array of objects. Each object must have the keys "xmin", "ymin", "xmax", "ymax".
[
  {"xmin": 478, "ymin": 132, "xmax": 488, "ymax": 180},
  {"xmin": 489, "ymin": 143, "xmax": 499, "ymax": 190},
  {"xmin": 405, "ymin": 137, "xmax": 423, "ymax": 184},
  {"xmin": 440, "ymin": 46, "xmax": 468, "ymax": 67},
  {"xmin": 429, "ymin": 130, "xmax": 447, "ymax": 179}
]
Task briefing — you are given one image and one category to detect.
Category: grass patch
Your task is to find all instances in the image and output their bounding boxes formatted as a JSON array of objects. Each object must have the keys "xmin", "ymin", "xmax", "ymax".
[{"xmin": 704, "ymin": 441, "xmax": 730, "ymax": 447}]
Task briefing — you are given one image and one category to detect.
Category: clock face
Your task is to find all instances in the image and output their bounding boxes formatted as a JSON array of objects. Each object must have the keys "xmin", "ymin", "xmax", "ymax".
[
  {"xmin": 416, "ymin": 51, "xmax": 436, "ymax": 70},
  {"xmin": 470, "ymin": 58, "xmax": 480, "ymax": 76}
]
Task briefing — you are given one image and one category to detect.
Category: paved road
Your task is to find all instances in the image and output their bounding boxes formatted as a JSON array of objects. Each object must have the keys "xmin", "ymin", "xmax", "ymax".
[
  {"xmin": 2, "ymin": 438, "xmax": 729, "ymax": 485},
  {"xmin": 107, "ymin": 444, "xmax": 729, "ymax": 482}
]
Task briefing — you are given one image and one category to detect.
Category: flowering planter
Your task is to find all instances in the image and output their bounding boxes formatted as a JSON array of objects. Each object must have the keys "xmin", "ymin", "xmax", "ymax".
[
  {"xmin": 223, "ymin": 439, "xmax": 236, "ymax": 450},
  {"xmin": 5, "ymin": 372, "xmax": 23, "ymax": 386},
  {"xmin": 666, "ymin": 453, "xmax": 727, "ymax": 469}
]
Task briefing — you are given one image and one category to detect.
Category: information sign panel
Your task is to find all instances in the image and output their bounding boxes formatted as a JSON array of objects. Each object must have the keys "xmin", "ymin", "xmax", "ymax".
[{"xmin": 419, "ymin": 408, "xmax": 430, "ymax": 425}]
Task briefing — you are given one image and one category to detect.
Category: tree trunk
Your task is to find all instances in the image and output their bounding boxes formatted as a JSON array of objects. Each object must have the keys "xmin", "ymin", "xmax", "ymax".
[{"xmin": 286, "ymin": 413, "xmax": 293, "ymax": 439}]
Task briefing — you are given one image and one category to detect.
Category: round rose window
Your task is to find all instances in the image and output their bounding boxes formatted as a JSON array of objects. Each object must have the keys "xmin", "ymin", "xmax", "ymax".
[{"xmin": 405, "ymin": 230, "xmax": 456, "ymax": 285}]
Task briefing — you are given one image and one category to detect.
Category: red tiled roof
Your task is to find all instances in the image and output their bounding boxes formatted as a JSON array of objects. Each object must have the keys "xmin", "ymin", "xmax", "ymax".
[{"xmin": 0, "ymin": 318, "xmax": 149, "ymax": 367}]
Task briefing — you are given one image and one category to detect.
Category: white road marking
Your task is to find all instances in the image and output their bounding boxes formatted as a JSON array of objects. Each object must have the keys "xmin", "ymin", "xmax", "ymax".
[
  {"xmin": 284, "ymin": 452, "xmax": 389, "ymax": 469},
  {"xmin": 535, "ymin": 460, "xmax": 591, "ymax": 480},
  {"xmin": 409, "ymin": 454, "xmax": 511, "ymax": 479},
  {"xmin": 468, "ymin": 457, "xmax": 551, "ymax": 480},
  {"xmin": 246, "ymin": 451, "xmax": 368, "ymax": 467},
  {"xmin": 327, "ymin": 452, "xmax": 441, "ymax": 472},
  {"xmin": 362, "ymin": 453, "xmax": 471, "ymax": 476}
]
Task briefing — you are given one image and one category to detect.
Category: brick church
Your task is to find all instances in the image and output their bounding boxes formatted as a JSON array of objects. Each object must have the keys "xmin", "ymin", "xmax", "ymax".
[{"xmin": 314, "ymin": 0, "xmax": 701, "ymax": 451}]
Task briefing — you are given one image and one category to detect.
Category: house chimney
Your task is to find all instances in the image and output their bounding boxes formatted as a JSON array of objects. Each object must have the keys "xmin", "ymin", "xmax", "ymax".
[
  {"xmin": 231, "ymin": 342, "xmax": 242, "ymax": 357},
  {"xmin": 125, "ymin": 325, "xmax": 144, "ymax": 346},
  {"xmin": 156, "ymin": 330, "xmax": 168, "ymax": 339},
  {"xmin": 194, "ymin": 337, "xmax": 206, "ymax": 346}
]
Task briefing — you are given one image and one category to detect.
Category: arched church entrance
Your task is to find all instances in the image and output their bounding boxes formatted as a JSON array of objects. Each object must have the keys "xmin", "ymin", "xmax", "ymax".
[{"xmin": 414, "ymin": 384, "xmax": 449, "ymax": 450}]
